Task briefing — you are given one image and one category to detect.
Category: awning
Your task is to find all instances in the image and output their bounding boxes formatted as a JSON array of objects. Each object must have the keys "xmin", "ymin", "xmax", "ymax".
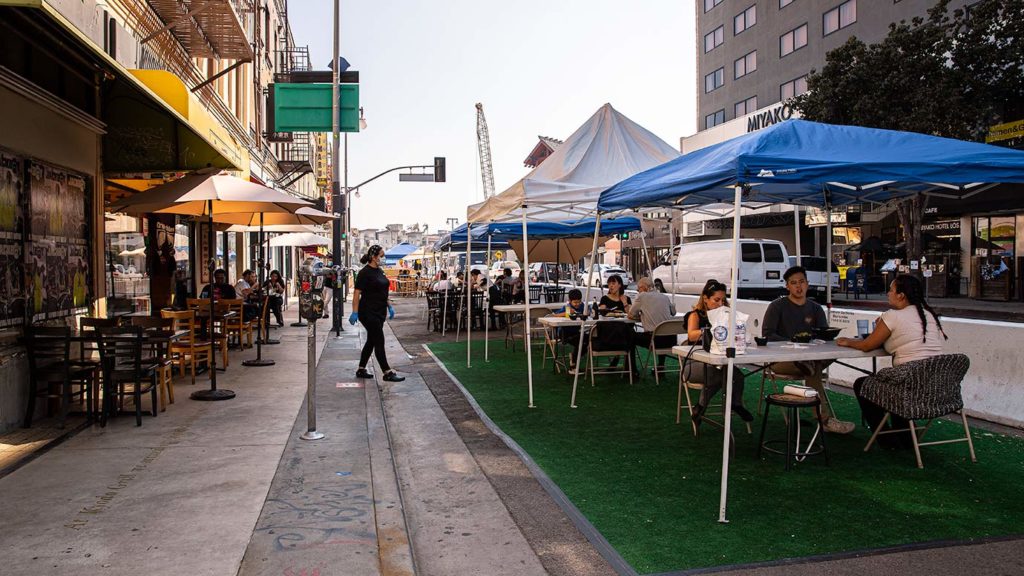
[{"xmin": 0, "ymin": 2, "xmax": 246, "ymax": 184}]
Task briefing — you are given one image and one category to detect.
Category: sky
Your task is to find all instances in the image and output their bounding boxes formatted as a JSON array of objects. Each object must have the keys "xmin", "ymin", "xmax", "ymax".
[{"xmin": 290, "ymin": 0, "xmax": 696, "ymax": 233}]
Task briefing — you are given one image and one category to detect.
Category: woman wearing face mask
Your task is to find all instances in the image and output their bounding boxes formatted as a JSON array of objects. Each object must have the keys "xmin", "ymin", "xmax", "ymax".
[
  {"xmin": 349, "ymin": 245, "xmax": 405, "ymax": 382},
  {"xmin": 683, "ymin": 279, "xmax": 753, "ymax": 428}
]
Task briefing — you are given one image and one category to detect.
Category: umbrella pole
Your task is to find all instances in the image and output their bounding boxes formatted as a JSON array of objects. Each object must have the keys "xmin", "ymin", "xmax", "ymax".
[
  {"xmin": 718, "ymin": 185, "xmax": 743, "ymax": 522},
  {"xmin": 245, "ymin": 213, "xmax": 276, "ymax": 366},
  {"xmin": 192, "ymin": 199, "xmax": 235, "ymax": 401}
]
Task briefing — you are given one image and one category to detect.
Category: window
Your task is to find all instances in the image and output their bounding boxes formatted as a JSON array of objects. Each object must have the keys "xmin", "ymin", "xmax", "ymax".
[
  {"xmin": 763, "ymin": 244, "xmax": 785, "ymax": 263},
  {"xmin": 734, "ymin": 50, "xmax": 757, "ymax": 79},
  {"xmin": 704, "ymin": 67, "xmax": 725, "ymax": 93},
  {"xmin": 734, "ymin": 4, "xmax": 756, "ymax": 35},
  {"xmin": 780, "ymin": 75, "xmax": 809, "ymax": 100},
  {"xmin": 735, "ymin": 95, "xmax": 757, "ymax": 117},
  {"xmin": 704, "ymin": 25, "xmax": 724, "ymax": 53},
  {"xmin": 780, "ymin": 0, "xmax": 796, "ymax": 7},
  {"xmin": 823, "ymin": 1, "xmax": 857, "ymax": 36},
  {"xmin": 780, "ymin": 23, "xmax": 808, "ymax": 57},
  {"xmin": 973, "ymin": 216, "xmax": 1015, "ymax": 257},
  {"xmin": 741, "ymin": 244, "xmax": 763, "ymax": 263},
  {"xmin": 704, "ymin": 0, "xmax": 723, "ymax": 12},
  {"xmin": 705, "ymin": 109, "xmax": 725, "ymax": 129}
]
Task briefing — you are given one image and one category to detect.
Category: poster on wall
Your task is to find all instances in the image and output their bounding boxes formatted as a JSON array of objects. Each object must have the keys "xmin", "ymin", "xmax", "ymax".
[
  {"xmin": 0, "ymin": 148, "xmax": 26, "ymax": 327},
  {"xmin": 26, "ymin": 160, "xmax": 90, "ymax": 322}
]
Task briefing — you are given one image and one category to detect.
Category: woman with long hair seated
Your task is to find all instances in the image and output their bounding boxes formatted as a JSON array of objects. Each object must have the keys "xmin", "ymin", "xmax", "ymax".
[
  {"xmin": 682, "ymin": 279, "xmax": 753, "ymax": 428},
  {"xmin": 837, "ymin": 274, "xmax": 948, "ymax": 444}
]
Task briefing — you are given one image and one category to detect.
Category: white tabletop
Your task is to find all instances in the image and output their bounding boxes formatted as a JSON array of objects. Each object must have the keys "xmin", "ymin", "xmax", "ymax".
[
  {"xmin": 493, "ymin": 303, "xmax": 564, "ymax": 313},
  {"xmin": 672, "ymin": 340, "xmax": 888, "ymax": 366},
  {"xmin": 538, "ymin": 315, "xmax": 637, "ymax": 328}
]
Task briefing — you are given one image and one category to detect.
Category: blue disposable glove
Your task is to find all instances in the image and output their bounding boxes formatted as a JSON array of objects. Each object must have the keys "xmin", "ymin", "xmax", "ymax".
[
  {"xmin": 388, "ymin": 304, "xmax": 395, "ymax": 319},
  {"xmin": 348, "ymin": 312, "xmax": 359, "ymax": 325}
]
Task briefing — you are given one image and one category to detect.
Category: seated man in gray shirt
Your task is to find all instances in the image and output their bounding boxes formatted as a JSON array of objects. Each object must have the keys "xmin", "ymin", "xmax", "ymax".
[
  {"xmin": 628, "ymin": 277, "xmax": 677, "ymax": 376},
  {"xmin": 762, "ymin": 265, "xmax": 854, "ymax": 434}
]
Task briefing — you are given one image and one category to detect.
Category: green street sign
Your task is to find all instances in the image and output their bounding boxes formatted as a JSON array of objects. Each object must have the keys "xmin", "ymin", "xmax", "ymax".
[{"xmin": 268, "ymin": 83, "xmax": 360, "ymax": 133}]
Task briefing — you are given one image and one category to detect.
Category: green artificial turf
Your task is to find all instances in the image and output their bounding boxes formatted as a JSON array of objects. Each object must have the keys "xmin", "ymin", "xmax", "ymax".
[{"xmin": 428, "ymin": 340, "xmax": 1024, "ymax": 574}]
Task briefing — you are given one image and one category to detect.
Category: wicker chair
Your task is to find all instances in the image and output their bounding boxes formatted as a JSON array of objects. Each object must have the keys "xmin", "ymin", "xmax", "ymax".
[{"xmin": 860, "ymin": 353, "xmax": 977, "ymax": 468}]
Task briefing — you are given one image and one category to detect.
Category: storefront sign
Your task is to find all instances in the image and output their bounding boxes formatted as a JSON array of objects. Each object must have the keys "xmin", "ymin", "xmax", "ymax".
[
  {"xmin": 986, "ymin": 119, "xmax": 1024, "ymax": 145},
  {"xmin": 747, "ymin": 103, "xmax": 794, "ymax": 133},
  {"xmin": 920, "ymin": 219, "xmax": 961, "ymax": 235}
]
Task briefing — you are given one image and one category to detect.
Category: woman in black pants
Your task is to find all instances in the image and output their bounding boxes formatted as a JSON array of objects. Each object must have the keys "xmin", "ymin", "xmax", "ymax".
[{"xmin": 349, "ymin": 245, "xmax": 405, "ymax": 382}]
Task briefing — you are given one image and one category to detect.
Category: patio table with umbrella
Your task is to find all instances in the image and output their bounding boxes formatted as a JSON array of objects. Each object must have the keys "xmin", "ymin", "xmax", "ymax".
[{"xmin": 108, "ymin": 169, "xmax": 313, "ymax": 400}]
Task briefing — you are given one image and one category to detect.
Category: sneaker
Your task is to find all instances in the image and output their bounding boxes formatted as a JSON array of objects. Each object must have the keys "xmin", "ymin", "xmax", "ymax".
[
  {"xmin": 823, "ymin": 418, "xmax": 856, "ymax": 434},
  {"xmin": 382, "ymin": 371, "xmax": 406, "ymax": 382},
  {"xmin": 355, "ymin": 368, "xmax": 373, "ymax": 379}
]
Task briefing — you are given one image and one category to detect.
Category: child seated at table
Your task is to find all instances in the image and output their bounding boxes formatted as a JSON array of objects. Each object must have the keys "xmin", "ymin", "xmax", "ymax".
[{"xmin": 550, "ymin": 289, "xmax": 587, "ymax": 371}]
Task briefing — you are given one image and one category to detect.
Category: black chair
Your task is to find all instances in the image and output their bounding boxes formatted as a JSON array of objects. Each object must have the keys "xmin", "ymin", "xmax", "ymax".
[
  {"xmin": 24, "ymin": 326, "xmax": 96, "ymax": 428},
  {"xmin": 544, "ymin": 286, "xmax": 566, "ymax": 304},
  {"xmin": 528, "ymin": 285, "xmax": 542, "ymax": 304},
  {"xmin": 469, "ymin": 291, "xmax": 486, "ymax": 331},
  {"xmin": 96, "ymin": 326, "xmax": 159, "ymax": 427},
  {"xmin": 425, "ymin": 291, "xmax": 443, "ymax": 332}
]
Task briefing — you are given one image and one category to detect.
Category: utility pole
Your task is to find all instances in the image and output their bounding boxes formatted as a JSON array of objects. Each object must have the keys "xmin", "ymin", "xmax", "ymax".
[{"xmin": 331, "ymin": 0, "xmax": 345, "ymax": 335}]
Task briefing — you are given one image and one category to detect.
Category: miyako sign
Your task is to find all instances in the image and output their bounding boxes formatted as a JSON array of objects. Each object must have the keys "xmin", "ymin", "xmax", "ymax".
[{"xmin": 747, "ymin": 103, "xmax": 794, "ymax": 133}]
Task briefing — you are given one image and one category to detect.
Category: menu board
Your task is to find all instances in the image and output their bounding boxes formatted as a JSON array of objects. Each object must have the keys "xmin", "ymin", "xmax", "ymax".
[
  {"xmin": 0, "ymin": 148, "xmax": 25, "ymax": 327},
  {"xmin": 26, "ymin": 159, "xmax": 91, "ymax": 322}
]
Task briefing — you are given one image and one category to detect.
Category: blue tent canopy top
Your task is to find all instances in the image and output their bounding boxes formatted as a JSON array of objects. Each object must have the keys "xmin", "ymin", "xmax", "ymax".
[
  {"xmin": 598, "ymin": 119, "xmax": 1024, "ymax": 212},
  {"xmin": 383, "ymin": 242, "xmax": 419, "ymax": 264},
  {"xmin": 435, "ymin": 217, "xmax": 642, "ymax": 252}
]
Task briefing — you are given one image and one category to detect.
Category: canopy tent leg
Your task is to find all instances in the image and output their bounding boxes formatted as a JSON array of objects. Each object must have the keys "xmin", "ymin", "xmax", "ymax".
[
  {"xmin": 442, "ymin": 246, "xmax": 451, "ymax": 336},
  {"xmin": 522, "ymin": 210, "xmax": 535, "ymax": 408},
  {"xmin": 718, "ymin": 184, "xmax": 743, "ymax": 523},
  {"xmin": 794, "ymin": 205, "xmax": 802, "ymax": 266},
  {"xmin": 571, "ymin": 214, "xmax": 602, "ymax": 409},
  {"xmin": 485, "ymin": 233, "xmax": 492, "ymax": 362},
  {"xmin": 669, "ymin": 213, "xmax": 677, "ymax": 297},
  {"xmin": 640, "ymin": 229, "xmax": 653, "ymax": 278},
  {"xmin": 826, "ymin": 203, "xmax": 833, "ymax": 323},
  {"xmin": 465, "ymin": 231, "xmax": 472, "ymax": 364}
]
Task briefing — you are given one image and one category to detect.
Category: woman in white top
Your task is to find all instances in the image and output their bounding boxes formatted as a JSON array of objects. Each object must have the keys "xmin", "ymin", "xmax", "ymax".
[{"xmin": 837, "ymin": 274, "xmax": 948, "ymax": 441}]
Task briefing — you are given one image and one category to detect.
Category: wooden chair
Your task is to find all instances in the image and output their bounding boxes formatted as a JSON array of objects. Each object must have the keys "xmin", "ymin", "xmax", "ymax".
[
  {"xmin": 220, "ymin": 298, "xmax": 253, "ymax": 349},
  {"xmin": 860, "ymin": 354, "xmax": 977, "ymax": 469},
  {"xmin": 131, "ymin": 316, "xmax": 176, "ymax": 412},
  {"xmin": 161, "ymin": 309, "xmax": 212, "ymax": 386},
  {"xmin": 24, "ymin": 326, "xmax": 96, "ymax": 428},
  {"xmin": 96, "ymin": 326, "xmax": 158, "ymax": 427}
]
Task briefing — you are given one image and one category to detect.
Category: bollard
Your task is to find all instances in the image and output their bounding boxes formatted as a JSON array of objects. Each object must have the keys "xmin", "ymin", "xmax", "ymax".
[{"xmin": 301, "ymin": 320, "xmax": 324, "ymax": 440}]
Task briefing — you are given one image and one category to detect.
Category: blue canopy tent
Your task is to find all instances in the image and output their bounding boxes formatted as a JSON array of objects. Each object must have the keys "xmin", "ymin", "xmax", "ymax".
[
  {"xmin": 383, "ymin": 242, "xmax": 419, "ymax": 266},
  {"xmin": 596, "ymin": 119, "xmax": 1024, "ymax": 523}
]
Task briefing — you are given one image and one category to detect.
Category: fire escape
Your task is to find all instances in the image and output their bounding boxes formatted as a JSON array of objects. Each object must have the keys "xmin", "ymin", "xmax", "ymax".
[{"xmin": 271, "ymin": 43, "xmax": 314, "ymax": 194}]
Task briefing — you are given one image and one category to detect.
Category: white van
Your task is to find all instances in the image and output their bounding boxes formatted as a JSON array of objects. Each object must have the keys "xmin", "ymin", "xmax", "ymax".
[{"xmin": 652, "ymin": 239, "xmax": 789, "ymax": 299}]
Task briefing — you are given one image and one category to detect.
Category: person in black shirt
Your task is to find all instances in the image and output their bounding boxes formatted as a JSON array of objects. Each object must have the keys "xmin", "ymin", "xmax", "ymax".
[
  {"xmin": 349, "ymin": 245, "xmax": 405, "ymax": 382},
  {"xmin": 200, "ymin": 269, "xmax": 237, "ymax": 300}
]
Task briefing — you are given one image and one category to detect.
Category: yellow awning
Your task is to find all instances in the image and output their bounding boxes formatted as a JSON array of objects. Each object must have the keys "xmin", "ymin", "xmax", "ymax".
[{"xmin": 0, "ymin": 1, "xmax": 246, "ymax": 177}]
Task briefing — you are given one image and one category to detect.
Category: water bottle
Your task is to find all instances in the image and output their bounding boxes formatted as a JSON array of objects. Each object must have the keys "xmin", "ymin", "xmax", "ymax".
[{"xmin": 592, "ymin": 298, "xmax": 600, "ymax": 320}]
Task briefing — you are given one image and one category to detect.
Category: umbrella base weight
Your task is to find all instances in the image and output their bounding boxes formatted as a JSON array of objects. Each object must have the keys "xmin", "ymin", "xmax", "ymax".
[
  {"xmin": 290, "ymin": 322, "xmax": 307, "ymax": 327},
  {"xmin": 262, "ymin": 338, "xmax": 281, "ymax": 345},
  {"xmin": 242, "ymin": 358, "xmax": 276, "ymax": 367},
  {"xmin": 191, "ymin": 389, "xmax": 236, "ymax": 401}
]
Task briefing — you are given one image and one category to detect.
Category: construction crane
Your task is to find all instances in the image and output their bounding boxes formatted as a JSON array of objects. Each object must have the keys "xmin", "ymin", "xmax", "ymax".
[{"xmin": 475, "ymin": 103, "xmax": 496, "ymax": 199}]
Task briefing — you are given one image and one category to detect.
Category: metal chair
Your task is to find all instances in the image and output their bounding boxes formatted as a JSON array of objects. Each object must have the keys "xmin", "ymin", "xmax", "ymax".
[
  {"xmin": 528, "ymin": 285, "xmax": 542, "ymax": 304},
  {"xmin": 587, "ymin": 322, "xmax": 633, "ymax": 386},
  {"xmin": 860, "ymin": 353, "xmax": 976, "ymax": 469},
  {"xmin": 131, "ymin": 316, "xmax": 176, "ymax": 411},
  {"xmin": 24, "ymin": 326, "xmax": 95, "ymax": 428},
  {"xmin": 543, "ymin": 286, "xmax": 566, "ymax": 304},
  {"xmin": 642, "ymin": 318, "xmax": 687, "ymax": 384}
]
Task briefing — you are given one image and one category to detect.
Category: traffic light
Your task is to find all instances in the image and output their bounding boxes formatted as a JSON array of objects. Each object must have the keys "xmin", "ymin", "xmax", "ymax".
[
  {"xmin": 434, "ymin": 157, "xmax": 446, "ymax": 182},
  {"xmin": 619, "ymin": 232, "xmax": 630, "ymax": 240},
  {"xmin": 340, "ymin": 231, "xmax": 347, "ymax": 240}
]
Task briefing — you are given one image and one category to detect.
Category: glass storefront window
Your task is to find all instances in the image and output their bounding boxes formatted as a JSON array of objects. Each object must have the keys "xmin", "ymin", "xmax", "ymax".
[
  {"xmin": 973, "ymin": 216, "xmax": 1015, "ymax": 257},
  {"xmin": 104, "ymin": 214, "xmax": 150, "ymax": 314}
]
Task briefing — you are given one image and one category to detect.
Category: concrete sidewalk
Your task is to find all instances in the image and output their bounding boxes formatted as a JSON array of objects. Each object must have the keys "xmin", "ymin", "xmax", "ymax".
[{"xmin": 0, "ymin": 320, "xmax": 331, "ymax": 575}]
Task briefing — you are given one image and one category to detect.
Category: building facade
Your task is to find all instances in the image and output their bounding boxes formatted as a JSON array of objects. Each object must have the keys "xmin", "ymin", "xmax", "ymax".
[{"xmin": 0, "ymin": 0, "xmax": 322, "ymax": 433}]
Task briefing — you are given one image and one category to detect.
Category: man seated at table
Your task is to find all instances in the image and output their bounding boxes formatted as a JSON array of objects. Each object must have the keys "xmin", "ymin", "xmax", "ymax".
[
  {"xmin": 550, "ymin": 288, "xmax": 587, "ymax": 372},
  {"xmin": 762, "ymin": 265, "xmax": 855, "ymax": 434},
  {"xmin": 235, "ymin": 269, "xmax": 260, "ymax": 321},
  {"xmin": 200, "ymin": 268, "xmax": 237, "ymax": 300},
  {"xmin": 628, "ymin": 277, "xmax": 677, "ymax": 377}
]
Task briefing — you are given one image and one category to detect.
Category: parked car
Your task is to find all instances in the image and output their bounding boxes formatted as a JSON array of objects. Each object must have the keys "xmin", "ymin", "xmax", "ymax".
[
  {"xmin": 488, "ymin": 260, "xmax": 521, "ymax": 282},
  {"xmin": 578, "ymin": 264, "xmax": 632, "ymax": 287},
  {"xmin": 529, "ymin": 262, "xmax": 573, "ymax": 284},
  {"xmin": 651, "ymin": 239, "xmax": 789, "ymax": 299},
  {"xmin": 788, "ymin": 256, "xmax": 840, "ymax": 300}
]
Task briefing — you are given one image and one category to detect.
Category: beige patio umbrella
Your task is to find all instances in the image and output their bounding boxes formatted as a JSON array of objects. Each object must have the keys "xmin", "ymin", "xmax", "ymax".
[{"xmin": 107, "ymin": 169, "xmax": 313, "ymax": 400}]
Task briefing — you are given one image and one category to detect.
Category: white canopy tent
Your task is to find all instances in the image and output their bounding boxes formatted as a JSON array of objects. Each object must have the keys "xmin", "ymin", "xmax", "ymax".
[{"xmin": 465, "ymin": 103, "xmax": 680, "ymax": 406}]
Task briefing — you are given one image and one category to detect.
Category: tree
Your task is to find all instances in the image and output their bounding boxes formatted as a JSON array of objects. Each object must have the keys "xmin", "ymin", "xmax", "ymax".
[{"xmin": 791, "ymin": 0, "xmax": 1024, "ymax": 269}]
